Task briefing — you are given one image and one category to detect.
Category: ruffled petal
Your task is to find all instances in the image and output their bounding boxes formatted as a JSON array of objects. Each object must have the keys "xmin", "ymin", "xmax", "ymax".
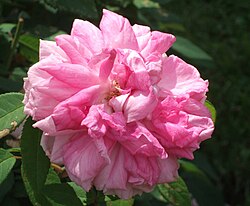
[
  {"xmin": 40, "ymin": 133, "xmax": 71, "ymax": 164},
  {"xmin": 124, "ymin": 89, "xmax": 157, "ymax": 123},
  {"xmin": 39, "ymin": 40, "xmax": 69, "ymax": 62},
  {"xmin": 40, "ymin": 63, "xmax": 99, "ymax": 89},
  {"xmin": 23, "ymin": 55, "xmax": 79, "ymax": 120},
  {"xmin": 55, "ymin": 34, "xmax": 91, "ymax": 65},
  {"xmin": 149, "ymin": 96, "xmax": 214, "ymax": 159},
  {"xmin": 71, "ymin": 19, "xmax": 104, "ymax": 54},
  {"xmin": 132, "ymin": 24, "xmax": 175, "ymax": 57},
  {"xmin": 141, "ymin": 31, "xmax": 175, "ymax": 57},
  {"xmin": 120, "ymin": 122, "xmax": 167, "ymax": 158},
  {"xmin": 158, "ymin": 55, "xmax": 208, "ymax": 101},
  {"xmin": 63, "ymin": 134, "xmax": 109, "ymax": 191},
  {"xmin": 157, "ymin": 155, "xmax": 179, "ymax": 183},
  {"xmin": 100, "ymin": 9, "xmax": 139, "ymax": 50},
  {"xmin": 132, "ymin": 24, "xmax": 151, "ymax": 52}
]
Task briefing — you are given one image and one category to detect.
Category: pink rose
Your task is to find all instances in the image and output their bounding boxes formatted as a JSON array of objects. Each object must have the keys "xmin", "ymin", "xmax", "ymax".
[{"xmin": 23, "ymin": 9, "xmax": 214, "ymax": 199}]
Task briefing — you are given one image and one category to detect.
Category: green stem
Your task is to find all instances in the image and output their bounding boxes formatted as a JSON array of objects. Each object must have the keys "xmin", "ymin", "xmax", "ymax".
[{"xmin": 6, "ymin": 17, "xmax": 24, "ymax": 71}]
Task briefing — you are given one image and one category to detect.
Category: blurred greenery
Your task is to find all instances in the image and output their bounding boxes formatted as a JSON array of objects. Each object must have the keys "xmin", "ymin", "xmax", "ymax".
[{"xmin": 0, "ymin": 0, "xmax": 249, "ymax": 205}]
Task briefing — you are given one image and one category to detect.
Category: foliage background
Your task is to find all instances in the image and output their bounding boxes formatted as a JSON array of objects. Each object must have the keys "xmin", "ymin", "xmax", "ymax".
[{"xmin": 0, "ymin": 0, "xmax": 249, "ymax": 205}]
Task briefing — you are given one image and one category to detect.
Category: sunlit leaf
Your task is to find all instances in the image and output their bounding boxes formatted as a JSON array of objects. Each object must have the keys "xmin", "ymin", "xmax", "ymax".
[
  {"xmin": 107, "ymin": 199, "xmax": 134, "ymax": 206},
  {"xmin": 45, "ymin": 167, "xmax": 61, "ymax": 185},
  {"xmin": 67, "ymin": 182, "xmax": 87, "ymax": 205},
  {"xmin": 0, "ymin": 93, "xmax": 26, "ymax": 138},
  {"xmin": 205, "ymin": 100, "xmax": 216, "ymax": 123},
  {"xmin": 157, "ymin": 177, "xmax": 191, "ymax": 206},
  {"xmin": 0, "ymin": 23, "xmax": 15, "ymax": 33}
]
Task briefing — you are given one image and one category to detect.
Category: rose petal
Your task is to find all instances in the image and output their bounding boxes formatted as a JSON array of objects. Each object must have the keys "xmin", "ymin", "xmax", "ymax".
[
  {"xmin": 55, "ymin": 34, "xmax": 90, "ymax": 65},
  {"xmin": 100, "ymin": 9, "xmax": 139, "ymax": 50},
  {"xmin": 124, "ymin": 89, "xmax": 157, "ymax": 123},
  {"xmin": 64, "ymin": 134, "xmax": 108, "ymax": 191},
  {"xmin": 71, "ymin": 19, "xmax": 104, "ymax": 54},
  {"xmin": 40, "ymin": 63, "xmax": 99, "ymax": 89},
  {"xmin": 158, "ymin": 55, "xmax": 208, "ymax": 100},
  {"xmin": 39, "ymin": 40, "xmax": 69, "ymax": 62}
]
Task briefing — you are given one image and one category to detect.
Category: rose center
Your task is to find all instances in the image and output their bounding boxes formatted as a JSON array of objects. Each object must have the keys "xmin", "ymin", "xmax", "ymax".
[{"xmin": 105, "ymin": 80, "xmax": 121, "ymax": 100}]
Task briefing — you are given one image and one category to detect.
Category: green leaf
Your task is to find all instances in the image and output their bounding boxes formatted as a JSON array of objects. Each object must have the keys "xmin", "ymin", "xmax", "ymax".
[
  {"xmin": 21, "ymin": 117, "xmax": 50, "ymax": 206},
  {"xmin": 0, "ymin": 149, "xmax": 16, "ymax": 185},
  {"xmin": 19, "ymin": 34, "xmax": 39, "ymax": 63},
  {"xmin": 0, "ymin": 93, "xmax": 26, "ymax": 138},
  {"xmin": 179, "ymin": 160, "xmax": 224, "ymax": 206},
  {"xmin": 41, "ymin": 0, "xmax": 98, "ymax": 18},
  {"xmin": 45, "ymin": 167, "xmax": 61, "ymax": 185},
  {"xmin": 107, "ymin": 199, "xmax": 134, "ymax": 206},
  {"xmin": 67, "ymin": 182, "xmax": 87, "ymax": 205},
  {"xmin": 42, "ymin": 183, "xmax": 83, "ymax": 206},
  {"xmin": 157, "ymin": 177, "xmax": 191, "ymax": 206},
  {"xmin": 172, "ymin": 36, "xmax": 213, "ymax": 61},
  {"xmin": 0, "ymin": 23, "xmax": 16, "ymax": 33},
  {"xmin": 205, "ymin": 100, "xmax": 216, "ymax": 123},
  {"xmin": 0, "ymin": 149, "xmax": 15, "ymax": 202}
]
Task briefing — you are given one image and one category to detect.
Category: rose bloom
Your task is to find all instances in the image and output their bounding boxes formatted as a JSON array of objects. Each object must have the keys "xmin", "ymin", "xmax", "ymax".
[{"xmin": 23, "ymin": 9, "xmax": 214, "ymax": 199}]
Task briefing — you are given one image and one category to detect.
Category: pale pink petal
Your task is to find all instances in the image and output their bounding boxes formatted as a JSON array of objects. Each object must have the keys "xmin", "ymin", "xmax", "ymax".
[
  {"xmin": 123, "ymin": 50, "xmax": 151, "ymax": 91},
  {"xmin": 100, "ymin": 9, "xmax": 139, "ymax": 50},
  {"xmin": 158, "ymin": 55, "xmax": 208, "ymax": 100},
  {"xmin": 148, "ymin": 96, "xmax": 214, "ymax": 159},
  {"xmin": 55, "ymin": 34, "xmax": 91, "ymax": 65},
  {"xmin": 100, "ymin": 110, "xmax": 126, "ymax": 133},
  {"xmin": 157, "ymin": 155, "xmax": 179, "ymax": 183},
  {"xmin": 132, "ymin": 24, "xmax": 151, "ymax": 51},
  {"xmin": 124, "ymin": 89, "xmax": 157, "ymax": 123},
  {"xmin": 109, "ymin": 63, "xmax": 131, "ymax": 89},
  {"xmin": 39, "ymin": 40, "xmax": 69, "ymax": 62},
  {"xmin": 81, "ymin": 105, "xmax": 107, "ymax": 138},
  {"xmin": 125, "ymin": 155, "xmax": 159, "ymax": 186},
  {"xmin": 71, "ymin": 19, "xmax": 104, "ymax": 54},
  {"xmin": 51, "ymin": 85, "xmax": 105, "ymax": 132},
  {"xmin": 132, "ymin": 24, "xmax": 175, "ymax": 56},
  {"xmin": 88, "ymin": 49, "xmax": 116, "ymax": 81},
  {"xmin": 23, "ymin": 55, "xmax": 79, "ymax": 120},
  {"xmin": 109, "ymin": 92, "xmax": 130, "ymax": 112},
  {"xmin": 141, "ymin": 31, "xmax": 175, "ymax": 57},
  {"xmin": 95, "ymin": 144, "xmax": 128, "ymax": 192},
  {"xmin": 40, "ymin": 133, "xmax": 71, "ymax": 164},
  {"xmin": 120, "ymin": 122, "xmax": 167, "ymax": 158},
  {"xmin": 40, "ymin": 63, "xmax": 99, "ymax": 89},
  {"xmin": 63, "ymin": 134, "xmax": 108, "ymax": 191}
]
